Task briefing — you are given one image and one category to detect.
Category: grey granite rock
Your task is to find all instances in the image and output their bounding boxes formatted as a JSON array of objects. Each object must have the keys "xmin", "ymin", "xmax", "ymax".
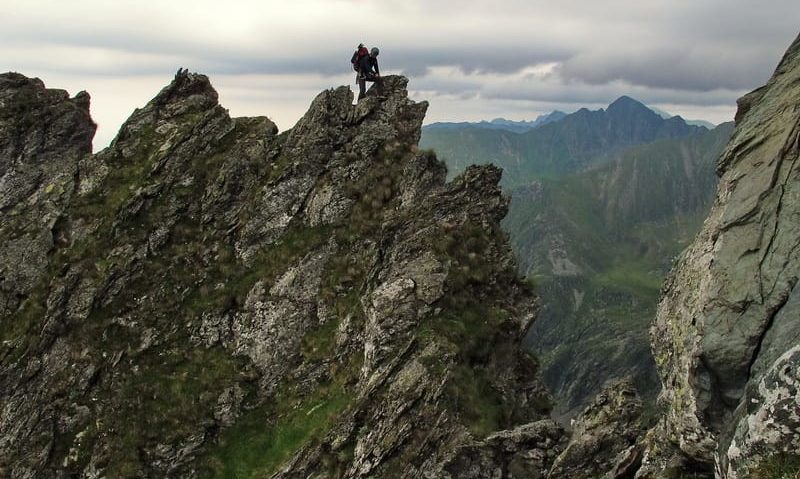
[{"xmin": 725, "ymin": 346, "xmax": 800, "ymax": 478}]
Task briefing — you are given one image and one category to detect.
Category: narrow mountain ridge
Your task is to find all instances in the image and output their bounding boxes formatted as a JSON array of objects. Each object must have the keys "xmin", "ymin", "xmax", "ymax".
[{"xmin": 0, "ymin": 71, "xmax": 562, "ymax": 478}]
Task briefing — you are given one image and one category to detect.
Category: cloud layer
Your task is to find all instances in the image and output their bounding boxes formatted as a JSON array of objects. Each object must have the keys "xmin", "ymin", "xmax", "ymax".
[{"xmin": 4, "ymin": 0, "xmax": 799, "ymax": 148}]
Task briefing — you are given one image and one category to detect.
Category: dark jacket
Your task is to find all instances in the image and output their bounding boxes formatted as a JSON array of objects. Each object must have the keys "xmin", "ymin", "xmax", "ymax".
[{"xmin": 358, "ymin": 54, "xmax": 379, "ymax": 78}]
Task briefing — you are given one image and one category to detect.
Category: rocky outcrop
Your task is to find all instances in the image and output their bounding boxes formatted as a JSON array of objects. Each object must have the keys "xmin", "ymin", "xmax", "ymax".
[
  {"xmin": 0, "ymin": 73, "xmax": 95, "ymax": 319},
  {"xmin": 0, "ymin": 71, "xmax": 554, "ymax": 478},
  {"xmin": 638, "ymin": 32, "xmax": 800, "ymax": 478},
  {"xmin": 442, "ymin": 420, "xmax": 565, "ymax": 478},
  {"xmin": 548, "ymin": 379, "xmax": 643, "ymax": 479},
  {"xmin": 726, "ymin": 346, "xmax": 800, "ymax": 477}
]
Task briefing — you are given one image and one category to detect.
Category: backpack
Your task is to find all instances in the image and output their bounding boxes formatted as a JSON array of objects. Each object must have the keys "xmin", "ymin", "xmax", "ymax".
[{"xmin": 351, "ymin": 45, "xmax": 369, "ymax": 72}]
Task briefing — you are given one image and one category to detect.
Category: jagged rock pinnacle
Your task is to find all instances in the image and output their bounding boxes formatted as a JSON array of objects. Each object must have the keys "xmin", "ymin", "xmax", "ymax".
[{"xmin": 0, "ymin": 72, "xmax": 95, "ymax": 321}]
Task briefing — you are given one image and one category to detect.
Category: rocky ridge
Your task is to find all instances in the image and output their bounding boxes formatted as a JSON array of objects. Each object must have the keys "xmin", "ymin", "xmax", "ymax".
[
  {"xmin": 0, "ymin": 70, "xmax": 634, "ymax": 478},
  {"xmin": 0, "ymin": 73, "xmax": 95, "ymax": 320}
]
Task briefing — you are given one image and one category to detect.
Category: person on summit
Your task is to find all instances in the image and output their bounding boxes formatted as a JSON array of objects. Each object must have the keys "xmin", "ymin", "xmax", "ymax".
[{"xmin": 355, "ymin": 46, "xmax": 385, "ymax": 101}]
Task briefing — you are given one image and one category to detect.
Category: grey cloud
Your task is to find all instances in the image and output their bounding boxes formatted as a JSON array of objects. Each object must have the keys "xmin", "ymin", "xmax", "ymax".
[
  {"xmin": 389, "ymin": 47, "xmax": 571, "ymax": 75},
  {"xmin": 555, "ymin": 48, "xmax": 776, "ymax": 92},
  {"xmin": 415, "ymin": 69, "xmax": 747, "ymax": 112},
  {"xmin": 5, "ymin": 0, "xmax": 800, "ymax": 145},
  {"xmin": 6, "ymin": 1, "xmax": 799, "ymax": 96}
]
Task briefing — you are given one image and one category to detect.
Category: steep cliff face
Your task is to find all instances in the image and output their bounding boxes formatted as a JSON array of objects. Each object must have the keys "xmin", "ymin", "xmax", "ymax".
[
  {"xmin": 0, "ymin": 71, "xmax": 561, "ymax": 478},
  {"xmin": 639, "ymin": 33, "xmax": 800, "ymax": 478},
  {"xmin": 0, "ymin": 73, "xmax": 95, "ymax": 320}
]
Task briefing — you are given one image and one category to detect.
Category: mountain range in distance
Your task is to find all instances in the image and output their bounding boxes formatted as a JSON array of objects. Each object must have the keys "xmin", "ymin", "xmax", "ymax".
[
  {"xmin": 424, "ymin": 110, "xmax": 568, "ymax": 133},
  {"xmin": 420, "ymin": 96, "xmax": 718, "ymax": 186},
  {"xmin": 424, "ymin": 98, "xmax": 718, "ymax": 135}
]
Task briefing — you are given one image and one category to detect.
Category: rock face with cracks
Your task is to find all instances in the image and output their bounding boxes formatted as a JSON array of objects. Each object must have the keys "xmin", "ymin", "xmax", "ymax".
[
  {"xmin": 637, "ymin": 32, "xmax": 800, "ymax": 478},
  {"xmin": 0, "ymin": 73, "xmax": 95, "ymax": 320},
  {"xmin": 0, "ymin": 71, "xmax": 557, "ymax": 478},
  {"xmin": 548, "ymin": 379, "xmax": 644, "ymax": 479}
]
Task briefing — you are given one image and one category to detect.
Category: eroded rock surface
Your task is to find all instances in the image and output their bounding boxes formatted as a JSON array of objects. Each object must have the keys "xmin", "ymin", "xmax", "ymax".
[
  {"xmin": 0, "ymin": 73, "xmax": 95, "ymax": 319},
  {"xmin": 548, "ymin": 379, "xmax": 643, "ymax": 479},
  {"xmin": 0, "ymin": 71, "xmax": 553, "ymax": 478}
]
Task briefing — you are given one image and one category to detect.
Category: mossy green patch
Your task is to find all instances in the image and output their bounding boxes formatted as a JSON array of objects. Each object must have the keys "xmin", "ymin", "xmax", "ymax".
[
  {"xmin": 592, "ymin": 259, "xmax": 662, "ymax": 301},
  {"xmin": 423, "ymin": 218, "xmax": 536, "ymax": 437},
  {"xmin": 93, "ymin": 344, "xmax": 250, "ymax": 477},
  {"xmin": 344, "ymin": 148, "xmax": 407, "ymax": 238},
  {"xmin": 301, "ymin": 318, "xmax": 341, "ymax": 362},
  {"xmin": 200, "ymin": 366, "xmax": 354, "ymax": 479},
  {"xmin": 445, "ymin": 364, "xmax": 506, "ymax": 437}
]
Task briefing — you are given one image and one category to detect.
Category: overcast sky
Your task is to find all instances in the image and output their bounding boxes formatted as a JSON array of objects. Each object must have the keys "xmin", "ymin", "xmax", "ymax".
[{"xmin": 4, "ymin": 0, "xmax": 799, "ymax": 149}]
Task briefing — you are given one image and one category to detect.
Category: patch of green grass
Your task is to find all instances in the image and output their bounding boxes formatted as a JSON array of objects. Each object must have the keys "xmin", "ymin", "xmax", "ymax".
[
  {"xmin": 343, "ymin": 145, "xmax": 407, "ymax": 238},
  {"xmin": 744, "ymin": 454, "xmax": 800, "ymax": 479},
  {"xmin": 301, "ymin": 318, "xmax": 341, "ymax": 362},
  {"xmin": 422, "ymin": 219, "xmax": 546, "ymax": 436},
  {"xmin": 444, "ymin": 364, "xmax": 505, "ymax": 437},
  {"xmin": 0, "ymin": 287, "xmax": 46, "ymax": 362},
  {"xmin": 592, "ymin": 260, "xmax": 662, "ymax": 300},
  {"xmin": 431, "ymin": 221, "xmax": 515, "ymax": 297},
  {"xmin": 424, "ymin": 304, "xmax": 510, "ymax": 365},
  {"xmin": 200, "ymin": 374, "xmax": 352, "ymax": 479}
]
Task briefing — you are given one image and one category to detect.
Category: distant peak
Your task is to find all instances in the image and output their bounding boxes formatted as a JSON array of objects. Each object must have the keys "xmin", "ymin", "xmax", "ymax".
[{"xmin": 607, "ymin": 95, "xmax": 649, "ymax": 112}]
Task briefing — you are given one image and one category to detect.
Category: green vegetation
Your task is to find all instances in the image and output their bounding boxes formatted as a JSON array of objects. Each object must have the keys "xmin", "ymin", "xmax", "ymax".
[
  {"xmin": 593, "ymin": 260, "xmax": 662, "ymax": 299},
  {"xmin": 421, "ymin": 219, "xmax": 547, "ymax": 436},
  {"xmin": 99, "ymin": 346, "xmax": 248, "ymax": 477},
  {"xmin": 445, "ymin": 363, "xmax": 505, "ymax": 436},
  {"xmin": 344, "ymin": 142, "xmax": 407, "ymax": 237},
  {"xmin": 744, "ymin": 455, "xmax": 800, "ymax": 479},
  {"xmin": 419, "ymin": 302, "xmax": 514, "ymax": 437},
  {"xmin": 492, "ymin": 125, "xmax": 734, "ymax": 415},
  {"xmin": 201, "ymin": 380, "xmax": 351, "ymax": 479}
]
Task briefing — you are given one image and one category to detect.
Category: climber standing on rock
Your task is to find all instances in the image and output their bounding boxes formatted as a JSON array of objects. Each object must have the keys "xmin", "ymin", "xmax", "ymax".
[{"xmin": 356, "ymin": 46, "xmax": 385, "ymax": 101}]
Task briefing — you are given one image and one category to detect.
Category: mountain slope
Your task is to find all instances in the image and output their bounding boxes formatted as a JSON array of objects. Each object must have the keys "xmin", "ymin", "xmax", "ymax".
[
  {"xmin": 420, "ymin": 96, "xmax": 708, "ymax": 186},
  {"xmin": 504, "ymin": 124, "xmax": 733, "ymax": 417}
]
